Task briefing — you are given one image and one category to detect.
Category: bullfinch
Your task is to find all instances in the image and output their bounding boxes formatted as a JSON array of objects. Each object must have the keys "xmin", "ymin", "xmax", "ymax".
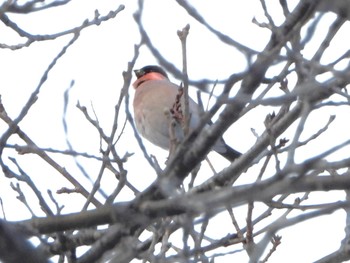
[{"xmin": 132, "ymin": 65, "xmax": 241, "ymax": 162}]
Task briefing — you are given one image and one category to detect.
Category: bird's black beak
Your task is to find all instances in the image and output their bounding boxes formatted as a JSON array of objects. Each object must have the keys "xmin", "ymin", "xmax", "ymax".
[{"xmin": 134, "ymin": 69, "xmax": 143, "ymax": 78}]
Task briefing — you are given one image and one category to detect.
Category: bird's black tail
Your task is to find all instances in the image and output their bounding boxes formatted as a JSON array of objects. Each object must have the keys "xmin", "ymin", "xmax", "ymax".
[{"xmin": 217, "ymin": 144, "xmax": 241, "ymax": 162}]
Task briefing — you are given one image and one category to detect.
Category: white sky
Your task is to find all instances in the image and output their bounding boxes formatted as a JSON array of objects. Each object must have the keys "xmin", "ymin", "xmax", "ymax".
[{"xmin": 0, "ymin": 0, "xmax": 349, "ymax": 262}]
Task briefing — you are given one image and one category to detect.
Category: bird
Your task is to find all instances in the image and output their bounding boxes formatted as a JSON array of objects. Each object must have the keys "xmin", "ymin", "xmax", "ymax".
[{"xmin": 132, "ymin": 65, "xmax": 241, "ymax": 162}]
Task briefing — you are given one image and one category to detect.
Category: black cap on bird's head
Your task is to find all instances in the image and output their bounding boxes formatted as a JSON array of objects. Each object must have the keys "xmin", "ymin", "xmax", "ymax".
[{"xmin": 134, "ymin": 65, "xmax": 168, "ymax": 79}]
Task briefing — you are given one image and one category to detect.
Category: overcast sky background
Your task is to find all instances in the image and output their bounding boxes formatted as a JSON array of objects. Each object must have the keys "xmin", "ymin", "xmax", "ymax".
[{"xmin": 1, "ymin": 1, "xmax": 350, "ymax": 262}]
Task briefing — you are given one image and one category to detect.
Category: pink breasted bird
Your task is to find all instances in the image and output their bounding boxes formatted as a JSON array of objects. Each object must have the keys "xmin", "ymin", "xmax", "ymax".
[{"xmin": 132, "ymin": 65, "xmax": 241, "ymax": 162}]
